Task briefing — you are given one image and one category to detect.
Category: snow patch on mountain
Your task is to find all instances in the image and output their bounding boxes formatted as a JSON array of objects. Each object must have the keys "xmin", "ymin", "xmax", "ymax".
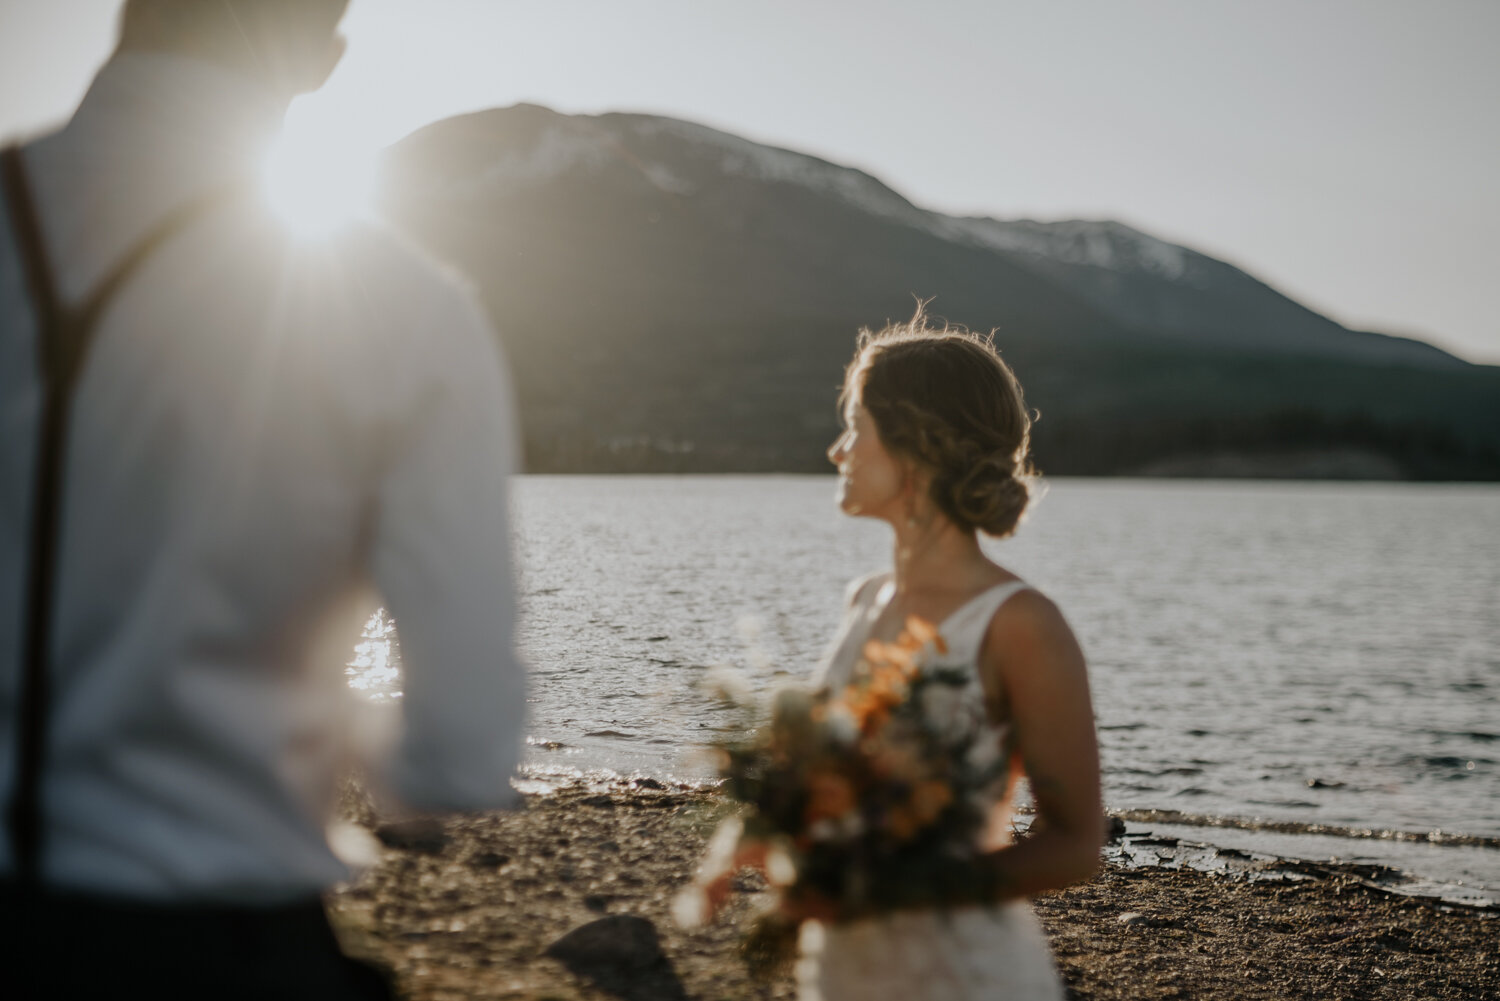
[
  {"xmin": 440, "ymin": 108, "xmax": 1195, "ymax": 282},
  {"xmin": 467, "ymin": 124, "xmax": 609, "ymax": 188},
  {"xmin": 452, "ymin": 119, "xmax": 695, "ymax": 197},
  {"xmin": 630, "ymin": 117, "xmax": 929, "ymax": 225},
  {"xmin": 627, "ymin": 118, "xmax": 1193, "ymax": 281},
  {"xmin": 639, "ymin": 161, "xmax": 696, "ymax": 196},
  {"xmin": 949, "ymin": 217, "xmax": 1190, "ymax": 280}
]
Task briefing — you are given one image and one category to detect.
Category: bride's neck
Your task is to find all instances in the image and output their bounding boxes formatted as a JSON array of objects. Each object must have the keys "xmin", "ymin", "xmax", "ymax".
[{"xmin": 889, "ymin": 515, "xmax": 986, "ymax": 594}]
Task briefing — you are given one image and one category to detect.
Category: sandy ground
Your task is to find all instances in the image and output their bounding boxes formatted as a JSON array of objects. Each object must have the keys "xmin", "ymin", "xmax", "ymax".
[{"xmin": 327, "ymin": 782, "xmax": 1498, "ymax": 1001}]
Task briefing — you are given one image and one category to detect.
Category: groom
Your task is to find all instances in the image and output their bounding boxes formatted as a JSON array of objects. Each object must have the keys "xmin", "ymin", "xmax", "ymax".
[{"xmin": 1, "ymin": 2, "xmax": 526, "ymax": 997}]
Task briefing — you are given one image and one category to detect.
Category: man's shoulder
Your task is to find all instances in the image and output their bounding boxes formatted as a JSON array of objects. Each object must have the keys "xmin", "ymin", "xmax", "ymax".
[
  {"xmin": 280, "ymin": 220, "xmax": 498, "ymax": 362},
  {"xmin": 323, "ymin": 220, "xmax": 480, "ymax": 313},
  {"xmin": 215, "ymin": 219, "xmax": 510, "ymax": 427}
]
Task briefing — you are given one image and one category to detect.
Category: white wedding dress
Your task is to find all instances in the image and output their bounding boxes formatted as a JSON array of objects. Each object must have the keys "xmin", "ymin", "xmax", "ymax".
[{"xmin": 797, "ymin": 572, "xmax": 1065, "ymax": 1001}]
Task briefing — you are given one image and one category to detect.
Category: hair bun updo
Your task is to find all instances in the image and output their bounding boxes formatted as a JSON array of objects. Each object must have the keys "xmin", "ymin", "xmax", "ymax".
[
  {"xmin": 947, "ymin": 454, "xmax": 1031, "ymax": 538},
  {"xmin": 843, "ymin": 306, "xmax": 1037, "ymax": 538}
]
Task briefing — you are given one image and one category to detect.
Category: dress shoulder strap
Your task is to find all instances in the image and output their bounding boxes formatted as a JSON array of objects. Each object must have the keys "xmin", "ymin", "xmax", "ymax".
[
  {"xmin": 842, "ymin": 570, "xmax": 890, "ymax": 612},
  {"xmin": 813, "ymin": 571, "xmax": 892, "ymax": 691},
  {"xmin": 936, "ymin": 580, "xmax": 1032, "ymax": 667}
]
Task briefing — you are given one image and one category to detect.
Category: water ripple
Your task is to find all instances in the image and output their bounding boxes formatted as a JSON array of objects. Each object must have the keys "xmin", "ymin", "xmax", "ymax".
[{"xmin": 348, "ymin": 476, "xmax": 1500, "ymax": 884}]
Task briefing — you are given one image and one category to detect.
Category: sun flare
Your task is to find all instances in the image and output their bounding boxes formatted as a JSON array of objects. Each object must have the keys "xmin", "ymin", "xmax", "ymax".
[{"xmin": 261, "ymin": 124, "xmax": 377, "ymax": 238}]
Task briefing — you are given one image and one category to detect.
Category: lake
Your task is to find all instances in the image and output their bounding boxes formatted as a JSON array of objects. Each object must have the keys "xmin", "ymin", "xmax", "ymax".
[{"xmin": 349, "ymin": 476, "xmax": 1500, "ymax": 903}]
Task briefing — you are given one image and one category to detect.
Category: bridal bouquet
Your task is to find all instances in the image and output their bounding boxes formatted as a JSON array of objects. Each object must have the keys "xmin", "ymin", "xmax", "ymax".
[{"xmin": 675, "ymin": 617, "xmax": 1011, "ymax": 975}]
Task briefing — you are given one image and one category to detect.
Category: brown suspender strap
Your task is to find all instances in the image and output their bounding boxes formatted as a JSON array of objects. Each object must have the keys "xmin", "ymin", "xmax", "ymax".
[
  {"xmin": 3, "ymin": 146, "xmax": 67, "ymax": 889},
  {"xmin": 1, "ymin": 145, "xmax": 250, "ymax": 886}
]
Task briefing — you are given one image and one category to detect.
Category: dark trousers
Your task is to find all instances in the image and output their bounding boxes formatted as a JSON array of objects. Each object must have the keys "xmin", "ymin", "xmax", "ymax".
[{"xmin": 0, "ymin": 882, "xmax": 394, "ymax": 1001}]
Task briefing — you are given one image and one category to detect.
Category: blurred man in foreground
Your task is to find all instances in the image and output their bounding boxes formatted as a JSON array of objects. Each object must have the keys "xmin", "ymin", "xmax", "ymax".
[{"xmin": 0, "ymin": 2, "xmax": 527, "ymax": 996}]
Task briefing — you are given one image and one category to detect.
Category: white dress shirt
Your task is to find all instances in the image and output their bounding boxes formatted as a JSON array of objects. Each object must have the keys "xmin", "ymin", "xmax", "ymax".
[{"xmin": 0, "ymin": 52, "xmax": 527, "ymax": 903}]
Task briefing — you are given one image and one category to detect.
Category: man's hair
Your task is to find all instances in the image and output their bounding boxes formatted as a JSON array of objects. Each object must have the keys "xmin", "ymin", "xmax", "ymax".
[
  {"xmin": 120, "ymin": 0, "xmax": 348, "ymax": 43},
  {"xmin": 119, "ymin": 0, "xmax": 348, "ymax": 92}
]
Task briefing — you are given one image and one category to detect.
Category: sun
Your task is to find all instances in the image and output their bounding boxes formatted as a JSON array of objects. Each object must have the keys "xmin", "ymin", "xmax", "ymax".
[{"xmin": 261, "ymin": 122, "xmax": 377, "ymax": 238}]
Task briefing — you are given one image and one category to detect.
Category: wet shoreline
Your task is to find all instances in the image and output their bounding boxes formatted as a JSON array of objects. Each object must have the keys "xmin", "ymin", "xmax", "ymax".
[
  {"xmin": 518, "ymin": 762, "xmax": 1500, "ymax": 910},
  {"xmin": 1107, "ymin": 806, "xmax": 1500, "ymax": 849},
  {"xmin": 1103, "ymin": 819, "xmax": 1500, "ymax": 910}
]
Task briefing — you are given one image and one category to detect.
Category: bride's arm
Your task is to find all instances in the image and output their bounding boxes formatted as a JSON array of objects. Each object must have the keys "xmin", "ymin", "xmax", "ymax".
[{"xmin": 976, "ymin": 590, "xmax": 1104, "ymax": 898}]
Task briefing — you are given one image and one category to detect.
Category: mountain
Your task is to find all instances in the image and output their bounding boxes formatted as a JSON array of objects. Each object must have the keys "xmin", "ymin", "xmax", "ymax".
[
  {"xmin": 378, "ymin": 104, "xmax": 1500, "ymax": 479},
  {"xmin": 946, "ymin": 217, "xmax": 1462, "ymax": 370}
]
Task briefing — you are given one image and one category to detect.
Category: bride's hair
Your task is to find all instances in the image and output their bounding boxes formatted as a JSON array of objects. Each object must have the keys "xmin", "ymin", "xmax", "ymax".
[{"xmin": 841, "ymin": 304, "xmax": 1036, "ymax": 538}]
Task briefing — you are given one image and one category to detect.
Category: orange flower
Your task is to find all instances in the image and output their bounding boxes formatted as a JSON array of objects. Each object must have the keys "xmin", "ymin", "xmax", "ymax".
[
  {"xmin": 804, "ymin": 769, "xmax": 857, "ymax": 824},
  {"xmin": 909, "ymin": 778, "xmax": 954, "ymax": 826},
  {"xmin": 886, "ymin": 805, "xmax": 920, "ymax": 841},
  {"xmin": 900, "ymin": 615, "xmax": 948, "ymax": 655},
  {"xmin": 862, "ymin": 639, "xmax": 917, "ymax": 677},
  {"xmin": 838, "ymin": 622, "xmax": 950, "ymax": 739},
  {"xmin": 884, "ymin": 780, "xmax": 952, "ymax": 841},
  {"xmin": 840, "ymin": 663, "xmax": 909, "ymax": 734},
  {"xmin": 867, "ymin": 743, "xmax": 923, "ymax": 784},
  {"xmin": 866, "ymin": 666, "xmax": 906, "ymax": 703},
  {"xmin": 839, "ymin": 688, "xmax": 883, "ymax": 731}
]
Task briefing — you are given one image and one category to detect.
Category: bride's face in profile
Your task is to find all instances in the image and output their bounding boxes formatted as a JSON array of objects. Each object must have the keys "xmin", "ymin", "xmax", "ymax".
[{"xmin": 828, "ymin": 398, "xmax": 907, "ymax": 521}]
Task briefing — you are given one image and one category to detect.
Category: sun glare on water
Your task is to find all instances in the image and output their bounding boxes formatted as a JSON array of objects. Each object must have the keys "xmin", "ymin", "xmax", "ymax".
[{"xmin": 261, "ymin": 124, "xmax": 377, "ymax": 238}]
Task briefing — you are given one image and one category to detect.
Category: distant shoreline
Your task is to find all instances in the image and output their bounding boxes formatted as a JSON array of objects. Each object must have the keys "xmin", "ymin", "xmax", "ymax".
[
  {"xmin": 509, "ymin": 471, "xmax": 1500, "ymax": 489},
  {"xmin": 509, "ymin": 459, "xmax": 1500, "ymax": 482}
]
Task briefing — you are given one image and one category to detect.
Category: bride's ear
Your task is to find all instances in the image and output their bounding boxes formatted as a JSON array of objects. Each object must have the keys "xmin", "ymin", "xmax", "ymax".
[{"xmin": 900, "ymin": 463, "xmax": 933, "ymax": 526}]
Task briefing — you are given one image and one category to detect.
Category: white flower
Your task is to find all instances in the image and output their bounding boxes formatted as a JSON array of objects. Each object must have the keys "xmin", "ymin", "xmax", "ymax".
[
  {"xmin": 965, "ymin": 733, "xmax": 1004, "ymax": 775},
  {"xmin": 822, "ymin": 703, "xmax": 859, "ymax": 746},
  {"xmin": 673, "ymin": 815, "xmax": 745, "ymax": 928},
  {"xmin": 918, "ymin": 681, "xmax": 966, "ymax": 732},
  {"xmin": 696, "ymin": 816, "xmax": 744, "ymax": 881},
  {"xmin": 671, "ymin": 886, "xmax": 709, "ymax": 928},
  {"xmin": 702, "ymin": 665, "xmax": 753, "ymax": 705},
  {"xmin": 808, "ymin": 811, "xmax": 866, "ymax": 845},
  {"xmin": 835, "ymin": 810, "xmax": 866, "ymax": 840},
  {"xmin": 765, "ymin": 841, "xmax": 797, "ymax": 885},
  {"xmin": 807, "ymin": 818, "xmax": 841, "ymax": 843}
]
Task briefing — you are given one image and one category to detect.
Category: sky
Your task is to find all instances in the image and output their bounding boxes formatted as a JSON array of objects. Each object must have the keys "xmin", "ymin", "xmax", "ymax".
[{"xmin": 2, "ymin": 0, "xmax": 1497, "ymax": 364}]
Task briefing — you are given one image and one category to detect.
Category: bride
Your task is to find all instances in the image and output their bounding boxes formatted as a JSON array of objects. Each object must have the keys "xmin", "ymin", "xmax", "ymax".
[{"xmin": 799, "ymin": 308, "xmax": 1102, "ymax": 1000}]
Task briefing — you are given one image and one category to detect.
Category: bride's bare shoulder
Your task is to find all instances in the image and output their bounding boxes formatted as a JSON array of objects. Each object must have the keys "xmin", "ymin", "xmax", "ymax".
[{"xmin": 984, "ymin": 587, "xmax": 1086, "ymax": 677}]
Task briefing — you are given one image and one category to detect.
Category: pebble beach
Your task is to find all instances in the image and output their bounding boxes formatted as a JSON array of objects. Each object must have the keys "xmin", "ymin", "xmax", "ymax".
[{"xmin": 327, "ymin": 781, "xmax": 1498, "ymax": 1000}]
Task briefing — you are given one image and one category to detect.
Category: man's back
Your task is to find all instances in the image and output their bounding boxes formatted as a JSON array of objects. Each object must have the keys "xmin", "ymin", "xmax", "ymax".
[{"xmin": 0, "ymin": 51, "xmax": 526, "ymax": 903}]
